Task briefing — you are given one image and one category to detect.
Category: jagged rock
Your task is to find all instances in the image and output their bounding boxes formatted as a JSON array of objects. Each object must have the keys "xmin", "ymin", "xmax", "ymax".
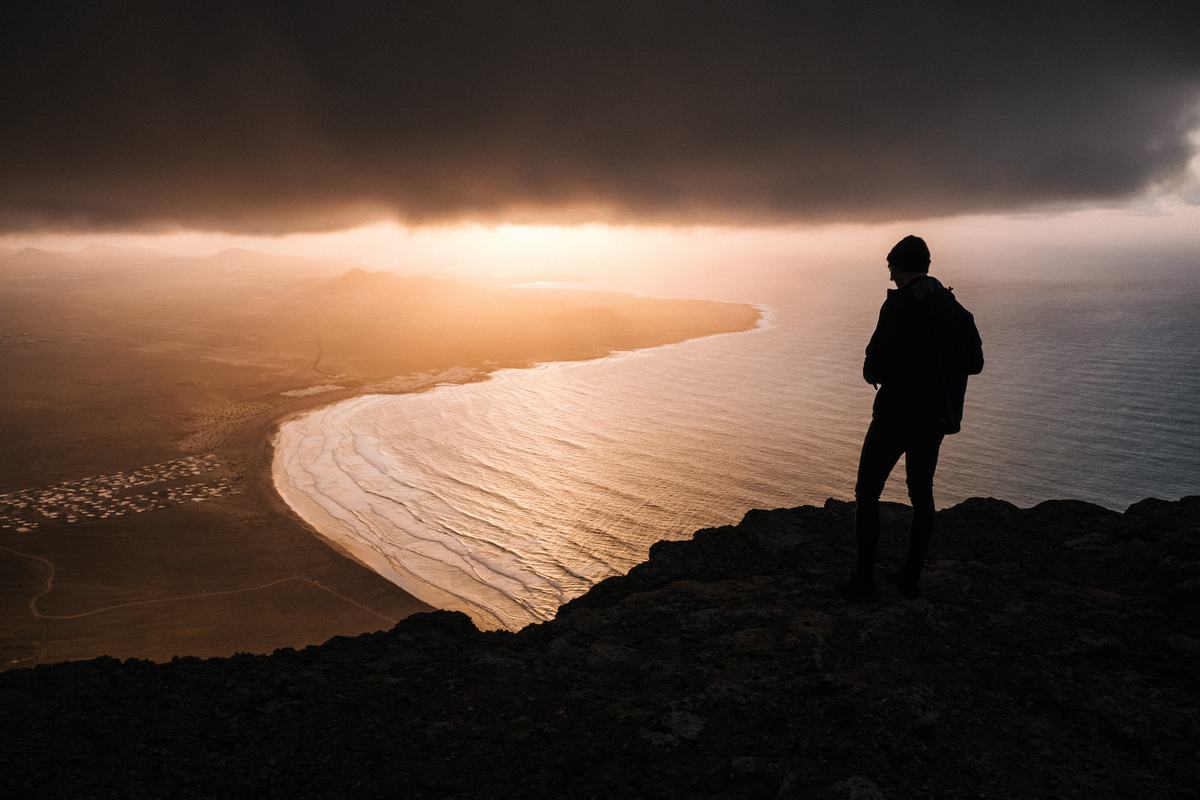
[
  {"xmin": 1, "ymin": 495, "xmax": 1198, "ymax": 798},
  {"xmin": 776, "ymin": 769, "xmax": 807, "ymax": 799},
  {"xmin": 731, "ymin": 755, "xmax": 769, "ymax": 776},
  {"xmin": 1167, "ymin": 576, "xmax": 1200, "ymax": 604},
  {"xmin": 830, "ymin": 775, "xmax": 886, "ymax": 800},
  {"xmin": 1062, "ymin": 532, "xmax": 1112, "ymax": 551},
  {"xmin": 636, "ymin": 707, "xmax": 707, "ymax": 749},
  {"xmin": 1166, "ymin": 634, "xmax": 1200, "ymax": 652}
]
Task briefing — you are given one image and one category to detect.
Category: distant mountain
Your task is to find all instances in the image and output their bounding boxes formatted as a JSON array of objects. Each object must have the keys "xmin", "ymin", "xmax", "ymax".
[
  {"xmin": 320, "ymin": 267, "xmax": 446, "ymax": 293},
  {"xmin": 0, "ymin": 244, "xmax": 179, "ymax": 275},
  {"xmin": 10, "ymin": 246, "xmax": 61, "ymax": 260},
  {"xmin": 0, "ymin": 244, "xmax": 577, "ymax": 286},
  {"xmin": 0, "ymin": 246, "xmax": 80, "ymax": 273},
  {"xmin": 202, "ymin": 247, "xmax": 359, "ymax": 277},
  {"xmin": 72, "ymin": 244, "xmax": 170, "ymax": 261},
  {"xmin": 0, "ymin": 244, "xmax": 375, "ymax": 282}
]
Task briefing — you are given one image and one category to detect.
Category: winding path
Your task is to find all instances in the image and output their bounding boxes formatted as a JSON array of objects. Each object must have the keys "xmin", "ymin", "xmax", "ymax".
[{"xmin": 0, "ymin": 545, "xmax": 396, "ymax": 625}]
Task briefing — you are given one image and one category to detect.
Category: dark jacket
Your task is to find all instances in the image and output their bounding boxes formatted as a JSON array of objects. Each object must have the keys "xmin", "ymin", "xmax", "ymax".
[{"xmin": 863, "ymin": 275, "xmax": 976, "ymax": 435}]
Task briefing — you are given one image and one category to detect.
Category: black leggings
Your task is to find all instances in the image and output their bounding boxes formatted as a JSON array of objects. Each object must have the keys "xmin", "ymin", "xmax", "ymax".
[{"xmin": 854, "ymin": 419, "xmax": 944, "ymax": 578}]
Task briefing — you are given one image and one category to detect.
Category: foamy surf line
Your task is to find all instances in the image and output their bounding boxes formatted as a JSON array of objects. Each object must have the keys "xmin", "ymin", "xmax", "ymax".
[
  {"xmin": 271, "ymin": 398, "xmax": 561, "ymax": 631},
  {"xmin": 271, "ymin": 312, "xmax": 770, "ymax": 631}
]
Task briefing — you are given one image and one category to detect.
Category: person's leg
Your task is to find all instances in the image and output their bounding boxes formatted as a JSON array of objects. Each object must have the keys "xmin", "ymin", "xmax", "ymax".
[
  {"xmin": 852, "ymin": 420, "xmax": 905, "ymax": 587},
  {"xmin": 899, "ymin": 430, "xmax": 945, "ymax": 589}
]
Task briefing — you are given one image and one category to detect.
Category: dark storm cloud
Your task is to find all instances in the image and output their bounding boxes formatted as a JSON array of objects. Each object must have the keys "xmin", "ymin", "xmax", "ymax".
[{"xmin": 2, "ymin": 1, "xmax": 1199, "ymax": 233}]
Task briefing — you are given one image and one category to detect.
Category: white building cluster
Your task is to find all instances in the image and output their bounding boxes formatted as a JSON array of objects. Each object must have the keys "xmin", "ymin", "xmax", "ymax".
[{"xmin": 0, "ymin": 455, "xmax": 238, "ymax": 533}]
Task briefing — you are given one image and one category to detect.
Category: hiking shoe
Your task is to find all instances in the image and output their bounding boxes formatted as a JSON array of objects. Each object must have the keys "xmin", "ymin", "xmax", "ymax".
[
  {"xmin": 835, "ymin": 573, "xmax": 878, "ymax": 602},
  {"xmin": 886, "ymin": 568, "xmax": 921, "ymax": 599}
]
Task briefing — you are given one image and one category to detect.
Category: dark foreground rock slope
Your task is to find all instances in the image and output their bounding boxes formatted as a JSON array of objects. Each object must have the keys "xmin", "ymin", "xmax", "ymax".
[{"xmin": 2, "ymin": 496, "xmax": 1198, "ymax": 799}]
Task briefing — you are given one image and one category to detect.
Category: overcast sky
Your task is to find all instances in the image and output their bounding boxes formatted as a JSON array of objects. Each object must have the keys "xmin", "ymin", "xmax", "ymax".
[{"xmin": 2, "ymin": 1, "xmax": 1199, "ymax": 234}]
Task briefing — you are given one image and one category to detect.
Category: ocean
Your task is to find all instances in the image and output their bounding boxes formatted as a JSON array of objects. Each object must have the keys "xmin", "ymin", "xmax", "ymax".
[{"xmin": 273, "ymin": 260, "xmax": 1200, "ymax": 630}]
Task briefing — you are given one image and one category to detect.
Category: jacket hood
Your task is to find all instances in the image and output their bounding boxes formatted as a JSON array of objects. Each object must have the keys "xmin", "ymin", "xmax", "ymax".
[{"xmin": 890, "ymin": 275, "xmax": 944, "ymax": 304}]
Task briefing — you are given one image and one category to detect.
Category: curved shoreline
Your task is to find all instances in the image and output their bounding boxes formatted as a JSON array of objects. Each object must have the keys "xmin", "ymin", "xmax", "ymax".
[
  {"xmin": 267, "ymin": 305, "xmax": 770, "ymax": 629},
  {"xmin": 269, "ymin": 400, "xmax": 517, "ymax": 629}
]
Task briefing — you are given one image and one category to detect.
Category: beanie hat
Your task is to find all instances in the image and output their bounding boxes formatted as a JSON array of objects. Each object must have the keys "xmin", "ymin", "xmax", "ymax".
[{"xmin": 887, "ymin": 235, "xmax": 930, "ymax": 273}]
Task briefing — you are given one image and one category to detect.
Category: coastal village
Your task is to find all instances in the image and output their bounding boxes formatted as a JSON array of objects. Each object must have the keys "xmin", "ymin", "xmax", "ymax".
[{"xmin": 0, "ymin": 455, "xmax": 239, "ymax": 533}]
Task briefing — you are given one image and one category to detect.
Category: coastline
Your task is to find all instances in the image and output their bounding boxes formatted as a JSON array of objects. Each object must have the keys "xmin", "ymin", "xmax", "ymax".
[
  {"xmin": 265, "ymin": 305, "xmax": 770, "ymax": 629},
  {"xmin": 0, "ymin": 375, "xmax": 441, "ymax": 667},
  {"xmin": 0, "ymin": 298, "xmax": 762, "ymax": 666}
]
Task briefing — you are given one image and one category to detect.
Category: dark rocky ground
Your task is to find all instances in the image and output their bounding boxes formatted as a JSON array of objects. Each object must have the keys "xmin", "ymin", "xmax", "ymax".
[{"xmin": 2, "ymin": 496, "xmax": 1198, "ymax": 799}]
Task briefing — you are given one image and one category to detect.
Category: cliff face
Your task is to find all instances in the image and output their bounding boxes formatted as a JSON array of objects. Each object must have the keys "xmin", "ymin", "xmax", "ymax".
[{"xmin": 2, "ymin": 496, "xmax": 1198, "ymax": 799}]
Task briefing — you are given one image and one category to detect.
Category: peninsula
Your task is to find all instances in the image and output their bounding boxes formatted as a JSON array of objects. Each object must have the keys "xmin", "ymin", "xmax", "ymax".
[{"xmin": 0, "ymin": 246, "xmax": 759, "ymax": 666}]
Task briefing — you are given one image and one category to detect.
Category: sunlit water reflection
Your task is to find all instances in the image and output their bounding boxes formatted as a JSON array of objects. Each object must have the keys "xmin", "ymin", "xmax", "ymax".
[{"xmin": 274, "ymin": 266, "xmax": 1200, "ymax": 629}]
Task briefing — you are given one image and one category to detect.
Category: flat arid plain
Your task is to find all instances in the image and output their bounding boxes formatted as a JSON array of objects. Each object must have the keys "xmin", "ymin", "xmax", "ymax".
[{"xmin": 0, "ymin": 246, "xmax": 758, "ymax": 667}]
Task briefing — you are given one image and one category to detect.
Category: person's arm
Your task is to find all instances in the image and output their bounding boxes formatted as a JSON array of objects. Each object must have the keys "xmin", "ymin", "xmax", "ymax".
[{"xmin": 863, "ymin": 299, "xmax": 900, "ymax": 386}]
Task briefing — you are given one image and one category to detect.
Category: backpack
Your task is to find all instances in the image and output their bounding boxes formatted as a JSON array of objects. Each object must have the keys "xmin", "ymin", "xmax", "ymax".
[{"xmin": 945, "ymin": 287, "xmax": 984, "ymax": 376}]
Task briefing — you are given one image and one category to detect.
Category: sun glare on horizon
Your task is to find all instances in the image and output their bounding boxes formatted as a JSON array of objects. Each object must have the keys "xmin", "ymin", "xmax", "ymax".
[{"xmin": 6, "ymin": 202, "xmax": 1200, "ymax": 288}]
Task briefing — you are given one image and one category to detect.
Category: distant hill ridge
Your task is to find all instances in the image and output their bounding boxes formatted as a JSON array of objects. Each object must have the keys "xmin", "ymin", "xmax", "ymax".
[
  {"xmin": 325, "ymin": 266, "xmax": 444, "ymax": 290},
  {"xmin": 0, "ymin": 244, "xmax": 362, "ymax": 276},
  {"xmin": 2, "ymin": 495, "xmax": 1197, "ymax": 798}
]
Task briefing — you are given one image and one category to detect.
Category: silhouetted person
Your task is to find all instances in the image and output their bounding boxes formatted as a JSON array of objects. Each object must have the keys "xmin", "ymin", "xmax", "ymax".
[{"xmin": 840, "ymin": 235, "xmax": 983, "ymax": 600}]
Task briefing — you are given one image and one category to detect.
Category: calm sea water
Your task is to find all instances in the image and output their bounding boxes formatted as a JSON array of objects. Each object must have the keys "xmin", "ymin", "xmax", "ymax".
[{"xmin": 274, "ymin": 262, "xmax": 1200, "ymax": 630}]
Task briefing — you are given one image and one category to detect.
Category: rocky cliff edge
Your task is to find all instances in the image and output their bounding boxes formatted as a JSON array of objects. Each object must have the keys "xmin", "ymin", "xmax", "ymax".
[{"xmin": 2, "ymin": 496, "xmax": 1198, "ymax": 799}]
